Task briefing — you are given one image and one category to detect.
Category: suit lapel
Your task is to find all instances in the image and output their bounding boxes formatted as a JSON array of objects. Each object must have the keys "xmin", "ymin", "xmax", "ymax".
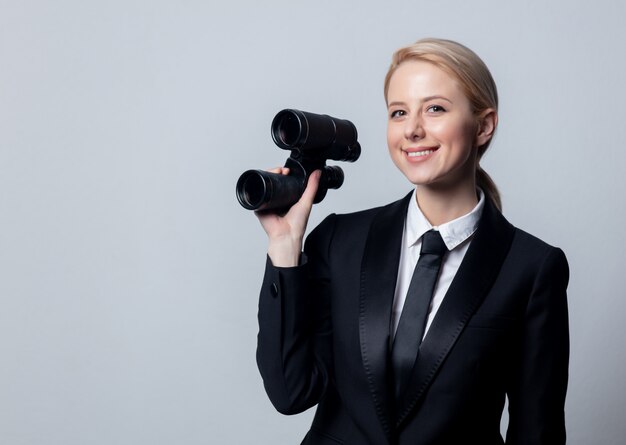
[
  {"xmin": 395, "ymin": 198, "xmax": 516, "ymax": 425},
  {"xmin": 359, "ymin": 192, "xmax": 412, "ymax": 440}
]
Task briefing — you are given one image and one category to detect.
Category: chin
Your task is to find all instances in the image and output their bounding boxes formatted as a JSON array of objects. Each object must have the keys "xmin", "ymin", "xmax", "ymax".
[
  {"xmin": 396, "ymin": 168, "xmax": 440, "ymax": 187},
  {"xmin": 404, "ymin": 175, "xmax": 439, "ymax": 187}
]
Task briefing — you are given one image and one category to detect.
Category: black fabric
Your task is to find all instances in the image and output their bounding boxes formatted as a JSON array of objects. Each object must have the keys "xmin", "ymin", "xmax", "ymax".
[
  {"xmin": 391, "ymin": 230, "xmax": 447, "ymax": 401},
  {"xmin": 256, "ymin": 194, "xmax": 570, "ymax": 444}
]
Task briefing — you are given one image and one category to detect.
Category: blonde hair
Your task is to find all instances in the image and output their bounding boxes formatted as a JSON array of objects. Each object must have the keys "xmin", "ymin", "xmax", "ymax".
[{"xmin": 384, "ymin": 38, "xmax": 502, "ymax": 211}]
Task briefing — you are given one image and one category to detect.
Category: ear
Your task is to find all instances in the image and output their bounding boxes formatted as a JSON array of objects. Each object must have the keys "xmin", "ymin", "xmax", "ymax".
[{"xmin": 475, "ymin": 109, "xmax": 498, "ymax": 147}]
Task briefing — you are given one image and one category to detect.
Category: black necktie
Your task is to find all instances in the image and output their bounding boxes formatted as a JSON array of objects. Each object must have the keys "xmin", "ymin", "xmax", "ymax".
[{"xmin": 391, "ymin": 229, "xmax": 448, "ymax": 400}]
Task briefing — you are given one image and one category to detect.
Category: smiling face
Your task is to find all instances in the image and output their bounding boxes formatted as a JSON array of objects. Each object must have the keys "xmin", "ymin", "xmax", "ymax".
[{"xmin": 387, "ymin": 60, "xmax": 488, "ymax": 191}]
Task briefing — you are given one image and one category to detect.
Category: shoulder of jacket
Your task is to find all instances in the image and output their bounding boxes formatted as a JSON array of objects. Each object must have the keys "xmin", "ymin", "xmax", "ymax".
[
  {"xmin": 332, "ymin": 192, "xmax": 412, "ymax": 225},
  {"xmin": 308, "ymin": 194, "xmax": 410, "ymax": 245},
  {"xmin": 510, "ymin": 226, "xmax": 566, "ymax": 259}
]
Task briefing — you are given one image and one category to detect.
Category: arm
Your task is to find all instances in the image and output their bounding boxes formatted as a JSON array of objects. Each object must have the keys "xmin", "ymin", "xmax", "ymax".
[
  {"xmin": 254, "ymin": 170, "xmax": 334, "ymax": 414},
  {"xmin": 506, "ymin": 247, "xmax": 570, "ymax": 444},
  {"xmin": 256, "ymin": 215, "xmax": 335, "ymax": 415}
]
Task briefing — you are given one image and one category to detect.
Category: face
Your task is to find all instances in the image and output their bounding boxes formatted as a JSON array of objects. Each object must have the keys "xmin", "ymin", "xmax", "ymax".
[{"xmin": 386, "ymin": 60, "xmax": 487, "ymax": 190}]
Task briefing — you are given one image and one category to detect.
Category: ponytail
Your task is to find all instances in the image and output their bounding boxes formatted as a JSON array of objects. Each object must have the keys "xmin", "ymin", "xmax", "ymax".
[{"xmin": 476, "ymin": 165, "xmax": 501, "ymax": 212}]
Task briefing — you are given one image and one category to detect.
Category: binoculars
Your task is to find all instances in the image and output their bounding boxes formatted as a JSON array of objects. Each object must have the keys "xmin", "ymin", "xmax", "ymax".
[{"xmin": 236, "ymin": 109, "xmax": 361, "ymax": 212}]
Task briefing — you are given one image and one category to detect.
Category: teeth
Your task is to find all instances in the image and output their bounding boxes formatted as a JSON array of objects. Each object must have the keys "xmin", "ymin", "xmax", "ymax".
[{"xmin": 407, "ymin": 150, "xmax": 434, "ymax": 157}]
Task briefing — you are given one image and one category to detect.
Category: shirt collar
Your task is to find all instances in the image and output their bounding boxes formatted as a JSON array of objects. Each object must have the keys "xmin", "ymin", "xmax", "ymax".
[{"xmin": 405, "ymin": 188, "xmax": 485, "ymax": 251}]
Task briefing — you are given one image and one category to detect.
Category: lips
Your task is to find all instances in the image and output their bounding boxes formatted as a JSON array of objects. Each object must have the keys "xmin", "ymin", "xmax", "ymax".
[{"xmin": 403, "ymin": 146, "xmax": 439, "ymax": 159}]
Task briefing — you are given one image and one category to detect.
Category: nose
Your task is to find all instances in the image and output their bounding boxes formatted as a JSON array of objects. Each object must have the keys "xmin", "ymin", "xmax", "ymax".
[{"xmin": 404, "ymin": 114, "xmax": 424, "ymax": 140}]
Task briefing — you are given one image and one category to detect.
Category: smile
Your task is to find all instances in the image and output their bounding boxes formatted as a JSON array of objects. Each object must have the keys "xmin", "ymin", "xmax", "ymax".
[
  {"xmin": 403, "ymin": 146, "xmax": 439, "ymax": 159},
  {"xmin": 407, "ymin": 149, "xmax": 435, "ymax": 157}
]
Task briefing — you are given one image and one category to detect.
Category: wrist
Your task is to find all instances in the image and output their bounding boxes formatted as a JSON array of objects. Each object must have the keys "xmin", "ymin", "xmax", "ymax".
[{"xmin": 267, "ymin": 236, "xmax": 303, "ymax": 267}]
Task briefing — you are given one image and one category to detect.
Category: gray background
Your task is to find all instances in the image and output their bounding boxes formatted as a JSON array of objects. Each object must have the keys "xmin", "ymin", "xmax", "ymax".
[{"xmin": 1, "ymin": 0, "xmax": 625, "ymax": 444}]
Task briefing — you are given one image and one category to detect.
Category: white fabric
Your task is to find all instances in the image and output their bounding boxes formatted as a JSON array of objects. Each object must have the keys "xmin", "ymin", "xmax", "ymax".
[{"xmin": 391, "ymin": 189, "xmax": 485, "ymax": 339}]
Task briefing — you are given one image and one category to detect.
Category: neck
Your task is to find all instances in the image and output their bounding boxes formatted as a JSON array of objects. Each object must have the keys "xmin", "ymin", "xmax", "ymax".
[{"xmin": 415, "ymin": 180, "xmax": 478, "ymax": 227}]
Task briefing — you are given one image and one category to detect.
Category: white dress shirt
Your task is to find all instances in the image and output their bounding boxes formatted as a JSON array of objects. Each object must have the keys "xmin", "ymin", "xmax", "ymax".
[{"xmin": 391, "ymin": 189, "xmax": 485, "ymax": 339}]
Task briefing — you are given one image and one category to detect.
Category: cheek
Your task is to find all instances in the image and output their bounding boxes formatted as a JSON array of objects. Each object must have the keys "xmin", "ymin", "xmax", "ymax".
[
  {"xmin": 386, "ymin": 126, "xmax": 400, "ymax": 149},
  {"xmin": 438, "ymin": 120, "xmax": 477, "ymax": 149},
  {"xmin": 459, "ymin": 121, "xmax": 479, "ymax": 150},
  {"xmin": 430, "ymin": 120, "xmax": 460, "ymax": 141}
]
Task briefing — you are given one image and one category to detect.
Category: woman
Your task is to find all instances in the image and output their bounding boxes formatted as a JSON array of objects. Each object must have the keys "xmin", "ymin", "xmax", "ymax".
[{"xmin": 254, "ymin": 38, "xmax": 569, "ymax": 444}]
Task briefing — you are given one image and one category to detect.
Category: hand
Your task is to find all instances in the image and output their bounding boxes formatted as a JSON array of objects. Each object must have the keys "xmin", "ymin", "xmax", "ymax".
[{"xmin": 255, "ymin": 168, "xmax": 321, "ymax": 267}]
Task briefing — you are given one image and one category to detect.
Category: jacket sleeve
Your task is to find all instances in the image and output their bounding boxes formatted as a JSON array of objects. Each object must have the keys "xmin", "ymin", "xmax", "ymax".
[
  {"xmin": 256, "ymin": 214, "xmax": 337, "ymax": 415},
  {"xmin": 506, "ymin": 247, "xmax": 570, "ymax": 444}
]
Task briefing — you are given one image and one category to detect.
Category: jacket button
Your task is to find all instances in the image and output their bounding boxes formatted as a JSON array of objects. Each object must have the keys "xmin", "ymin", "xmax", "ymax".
[{"xmin": 270, "ymin": 282, "xmax": 279, "ymax": 298}]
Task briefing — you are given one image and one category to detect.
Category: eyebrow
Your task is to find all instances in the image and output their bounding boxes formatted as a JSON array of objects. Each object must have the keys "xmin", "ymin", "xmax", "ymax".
[{"xmin": 387, "ymin": 95, "xmax": 454, "ymax": 107}]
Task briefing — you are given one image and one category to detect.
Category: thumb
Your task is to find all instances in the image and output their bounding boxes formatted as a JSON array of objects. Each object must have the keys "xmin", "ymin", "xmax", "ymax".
[{"xmin": 299, "ymin": 170, "xmax": 322, "ymax": 206}]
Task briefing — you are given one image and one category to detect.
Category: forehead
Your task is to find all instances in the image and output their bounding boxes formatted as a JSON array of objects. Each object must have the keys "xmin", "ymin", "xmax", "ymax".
[{"xmin": 387, "ymin": 60, "xmax": 464, "ymax": 100}]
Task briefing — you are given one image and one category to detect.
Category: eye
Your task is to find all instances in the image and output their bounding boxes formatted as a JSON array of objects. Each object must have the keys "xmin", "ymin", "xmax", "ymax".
[
  {"xmin": 390, "ymin": 109, "xmax": 406, "ymax": 118},
  {"xmin": 426, "ymin": 104, "xmax": 446, "ymax": 113}
]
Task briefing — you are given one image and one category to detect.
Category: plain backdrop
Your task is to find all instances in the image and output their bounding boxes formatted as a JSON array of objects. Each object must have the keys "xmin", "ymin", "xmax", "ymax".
[{"xmin": 1, "ymin": 0, "xmax": 625, "ymax": 444}]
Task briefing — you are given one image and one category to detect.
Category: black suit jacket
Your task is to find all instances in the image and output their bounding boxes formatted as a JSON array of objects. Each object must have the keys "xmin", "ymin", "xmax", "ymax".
[{"xmin": 257, "ymin": 193, "xmax": 569, "ymax": 445}]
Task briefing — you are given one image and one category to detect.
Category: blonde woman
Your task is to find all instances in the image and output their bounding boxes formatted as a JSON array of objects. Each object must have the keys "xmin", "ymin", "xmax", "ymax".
[{"xmin": 254, "ymin": 38, "xmax": 569, "ymax": 444}]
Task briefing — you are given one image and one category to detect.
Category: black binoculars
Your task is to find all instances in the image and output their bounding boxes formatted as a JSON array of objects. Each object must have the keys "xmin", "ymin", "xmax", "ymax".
[{"xmin": 236, "ymin": 109, "xmax": 361, "ymax": 212}]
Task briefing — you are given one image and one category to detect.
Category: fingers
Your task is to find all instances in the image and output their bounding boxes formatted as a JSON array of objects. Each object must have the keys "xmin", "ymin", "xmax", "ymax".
[
  {"xmin": 300, "ymin": 170, "xmax": 321, "ymax": 205},
  {"xmin": 267, "ymin": 167, "xmax": 290, "ymax": 175}
]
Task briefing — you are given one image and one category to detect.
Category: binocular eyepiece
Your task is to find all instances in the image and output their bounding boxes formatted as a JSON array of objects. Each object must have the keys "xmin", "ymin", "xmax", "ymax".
[{"xmin": 236, "ymin": 109, "xmax": 361, "ymax": 212}]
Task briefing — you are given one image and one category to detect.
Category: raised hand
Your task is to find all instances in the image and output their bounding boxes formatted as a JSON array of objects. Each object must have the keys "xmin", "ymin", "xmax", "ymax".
[{"xmin": 255, "ymin": 169, "xmax": 321, "ymax": 267}]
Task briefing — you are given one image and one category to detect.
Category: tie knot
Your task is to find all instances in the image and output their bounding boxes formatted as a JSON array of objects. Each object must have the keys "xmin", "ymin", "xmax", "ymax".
[{"xmin": 420, "ymin": 230, "xmax": 447, "ymax": 256}]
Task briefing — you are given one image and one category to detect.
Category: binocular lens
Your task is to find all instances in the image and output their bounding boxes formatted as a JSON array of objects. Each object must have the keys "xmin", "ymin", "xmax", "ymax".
[
  {"xmin": 236, "ymin": 169, "xmax": 305, "ymax": 211},
  {"xmin": 277, "ymin": 113, "xmax": 301, "ymax": 147},
  {"xmin": 236, "ymin": 171, "xmax": 267, "ymax": 210}
]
